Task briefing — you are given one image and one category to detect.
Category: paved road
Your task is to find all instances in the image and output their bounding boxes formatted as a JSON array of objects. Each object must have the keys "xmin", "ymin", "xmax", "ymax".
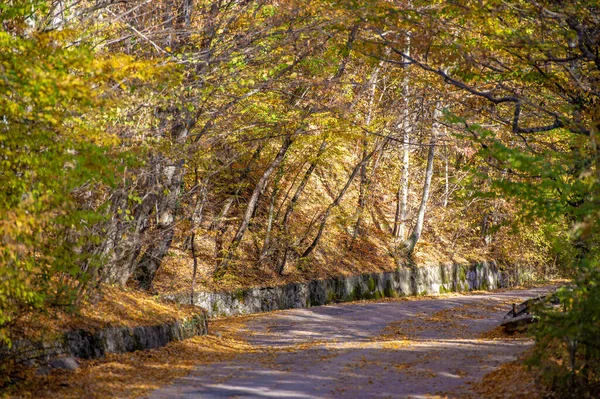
[{"xmin": 147, "ymin": 286, "xmax": 554, "ymax": 399}]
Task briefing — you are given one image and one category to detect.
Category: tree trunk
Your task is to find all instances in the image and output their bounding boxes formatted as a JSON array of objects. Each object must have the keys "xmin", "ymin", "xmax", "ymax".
[
  {"xmin": 275, "ymin": 139, "xmax": 327, "ymax": 274},
  {"xmin": 211, "ymin": 145, "xmax": 263, "ymax": 255},
  {"xmin": 443, "ymin": 142, "xmax": 449, "ymax": 208},
  {"xmin": 350, "ymin": 62, "xmax": 382, "ymax": 250},
  {"xmin": 392, "ymin": 36, "xmax": 412, "ymax": 240},
  {"xmin": 135, "ymin": 227, "xmax": 176, "ymax": 291},
  {"xmin": 301, "ymin": 140, "xmax": 386, "ymax": 259},
  {"xmin": 180, "ymin": 0, "xmax": 194, "ymax": 28},
  {"xmin": 392, "ymin": 127, "xmax": 410, "ymax": 239},
  {"xmin": 190, "ymin": 231, "xmax": 198, "ymax": 305},
  {"xmin": 404, "ymin": 105, "xmax": 441, "ymax": 255},
  {"xmin": 215, "ymin": 135, "xmax": 293, "ymax": 277},
  {"xmin": 98, "ymin": 188, "xmax": 153, "ymax": 286},
  {"xmin": 258, "ymin": 166, "xmax": 284, "ymax": 263},
  {"xmin": 349, "ymin": 143, "xmax": 369, "ymax": 249},
  {"xmin": 135, "ymin": 158, "xmax": 185, "ymax": 291},
  {"xmin": 183, "ymin": 171, "xmax": 209, "ymax": 251}
]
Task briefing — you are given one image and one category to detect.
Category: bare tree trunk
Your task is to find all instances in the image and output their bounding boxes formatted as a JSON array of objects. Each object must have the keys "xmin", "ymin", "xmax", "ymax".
[
  {"xmin": 183, "ymin": 169, "xmax": 209, "ymax": 251},
  {"xmin": 392, "ymin": 127, "xmax": 410, "ymax": 239},
  {"xmin": 301, "ymin": 140, "xmax": 387, "ymax": 259},
  {"xmin": 98, "ymin": 188, "xmax": 154, "ymax": 286},
  {"xmin": 180, "ymin": 0, "xmax": 194, "ymax": 27},
  {"xmin": 258, "ymin": 166, "xmax": 284, "ymax": 262},
  {"xmin": 275, "ymin": 139, "xmax": 327, "ymax": 274},
  {"xmin": 444, "ymin": 146, "xmax": 449, "ymax": 208},
  {"xmin": 482, "ymin": 213, "xmax": 493, "ymax": 246},
  {"xmin": 404, "ymin": 105, "xmax": 441, "ymax": 255},
  {"xmin": 215, "ymin": 135, "xmax": 293, "ymax": 277},
  {"xmin": 213, "ymin": 197, "xmax": 234, "ymax": 258},
  {"xmin": 187, "ymin": 164, "xmax": 203, "ymax": 304},
  {"xmin": 190, "ymin": 231, "xmax": 198, "ymax": 305},
  {"xmin": 392, "ymin": 37, "xmax": 412, "ymax": 240},
  {"xmin": 135, "ymin": 159, "xmax": 185, "ymax": 290},
  {"xmin": 350, "ymin": 63, "xmax": 381, "ymax": 250},
  {"xmin": 211, "ymin": 145, "xmax": 263, "ymax": 256},
  {"xmin": 185, "ymin": 183, "xmax": 208, "ymax": 248},
  {"xmin": 349, "ymin": 143, "xmax": 368, "ymax": 249}
]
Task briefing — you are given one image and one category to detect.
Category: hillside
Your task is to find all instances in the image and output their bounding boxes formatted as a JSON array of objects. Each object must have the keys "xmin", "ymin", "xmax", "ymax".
[{"xmin": 1, "ymin": 1, "xmax": 599, "ymax": 397}]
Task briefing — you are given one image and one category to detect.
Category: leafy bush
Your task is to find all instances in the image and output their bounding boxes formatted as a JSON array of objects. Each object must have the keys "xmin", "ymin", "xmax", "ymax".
[
  {"xmin": 530, "ymin": 261, "xmax": 600, "ymax": 398},
  {"xmin": 0, "ymin": 3, "xmax": 154, "ymax": 347}
]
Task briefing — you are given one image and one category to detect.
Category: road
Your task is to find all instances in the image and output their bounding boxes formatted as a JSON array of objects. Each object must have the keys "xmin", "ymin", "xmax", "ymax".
[{"xmin": 147, "ymin": 286, "xmax": 553, "ymax": 399}]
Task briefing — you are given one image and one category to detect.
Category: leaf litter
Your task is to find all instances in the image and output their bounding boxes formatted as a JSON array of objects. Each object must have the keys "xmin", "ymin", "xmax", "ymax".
[{"xmin": 5, "ymin": 288, "xmax": 553, "ymax": 398}]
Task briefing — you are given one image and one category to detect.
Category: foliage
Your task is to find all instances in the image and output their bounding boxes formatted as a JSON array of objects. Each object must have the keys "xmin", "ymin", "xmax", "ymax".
[
  {"xmin": 531, "ymin": 262, "xmax": 600, "ymax": 397},
  {"xmin": 388, "ymin": 1, "xmax": 600, "ymax": 394},
  {"xmin": 3, "ymin": 3, "xmax": 598, "ymax": 397},
  {"xmin": 0, "ymin": 3, "xmax": 157, "ymax": 347}
]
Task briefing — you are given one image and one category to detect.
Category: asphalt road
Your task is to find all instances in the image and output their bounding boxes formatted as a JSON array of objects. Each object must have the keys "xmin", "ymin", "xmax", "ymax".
[{"xmin": 146, "ymin": 286, "xmax": 554, "ymax": 399}]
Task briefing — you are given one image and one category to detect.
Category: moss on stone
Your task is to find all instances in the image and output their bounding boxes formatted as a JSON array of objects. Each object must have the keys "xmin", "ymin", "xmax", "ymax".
[
  {"xmin": 233, "ymin": 288, "xmax": 245, "ymax": 303},
  {"xmin": 480, "ymin": 279, "xmax": 489, "ymax": 290},
  {"xmin": 367, "ymin": 277, "xmax": 377, "ymax": 292},
  {"xmin": 441, "ymin": 268, "xmax": 450, "ymax": 285},
  {"xmin": 352, "ymin": 283, "xmax": 363, "ymax": 300},
  {"xmin": 326, "ymin": 289, "xmax": 335, "ymax": 303},
  {"xmin": 384, "ymin": 280, "xmax": 396, "ymax": 298},
  {"xmin": 458, "ymin": 266, "xmax": 467, "ymax": 281}
]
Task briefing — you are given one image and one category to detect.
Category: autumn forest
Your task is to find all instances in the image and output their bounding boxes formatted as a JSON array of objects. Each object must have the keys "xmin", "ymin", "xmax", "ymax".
[{"xmin": 1, "ymin": 0, "xmax": 599, "ymax": 397}]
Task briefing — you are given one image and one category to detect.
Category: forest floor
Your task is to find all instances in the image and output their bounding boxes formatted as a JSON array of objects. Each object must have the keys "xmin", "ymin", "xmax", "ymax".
[
  {"xmin": 152, "ymin": 231, "xmax": 493, "ymax": 295},
  {"xmin": 8, "ymin": 286, "xmax": 201, "ymax": 344},
  {"xmin": 146, "ymin": 285, "xmax": 554, "ymax": 399},
  {"xmin": 6, "ymin": 285, "xmax": 554, "ymax": 398}
]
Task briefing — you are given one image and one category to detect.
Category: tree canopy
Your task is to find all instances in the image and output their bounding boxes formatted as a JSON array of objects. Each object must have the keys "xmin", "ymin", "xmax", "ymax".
[{"xmin": 1, "ymin": 0, "xmax": 598, "ymax": 394}]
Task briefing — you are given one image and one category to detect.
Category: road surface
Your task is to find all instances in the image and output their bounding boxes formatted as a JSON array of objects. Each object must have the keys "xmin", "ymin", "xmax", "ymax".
[{"xmin": 147, "ymin": 286, "xmax": 553, "ymax": 399}]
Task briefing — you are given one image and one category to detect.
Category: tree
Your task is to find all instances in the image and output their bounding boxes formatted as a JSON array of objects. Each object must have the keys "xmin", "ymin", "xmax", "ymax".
[
  {"xmin": 0, "ymin": 0, "xmax": 156, "ymax": 345},
  {"xmin": 343, "ymin": 0, "xmax": 599, "ymax": 392},
  {"xmin": 404, "ymin": 104, "xmax": 442, "ymax": 255}
]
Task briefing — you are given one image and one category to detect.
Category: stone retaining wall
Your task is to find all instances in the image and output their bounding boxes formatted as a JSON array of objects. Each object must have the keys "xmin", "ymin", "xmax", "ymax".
[
  {"xmin": 2, "ymin": 312, "xmax": 208, "ymax": 364},
  {"xmin": 167, "ymin": 261, "xmax": 507, "ymax": 318}
]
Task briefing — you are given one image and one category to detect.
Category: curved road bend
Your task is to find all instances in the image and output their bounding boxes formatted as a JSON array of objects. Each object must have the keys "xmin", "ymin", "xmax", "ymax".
[{"xmin": 147, "ymin": 286, "xmax": 553, "ymax": 399}]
